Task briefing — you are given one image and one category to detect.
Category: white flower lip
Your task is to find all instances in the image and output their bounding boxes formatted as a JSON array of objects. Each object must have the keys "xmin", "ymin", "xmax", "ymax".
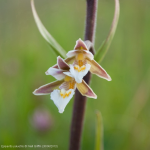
[
  {"xmin": 69, "ymin": 64, "xmax": 91, "ymax": 83},
  {"xmin": 51, "ymin": 89, "xmax": 75, "ymax": 113}
]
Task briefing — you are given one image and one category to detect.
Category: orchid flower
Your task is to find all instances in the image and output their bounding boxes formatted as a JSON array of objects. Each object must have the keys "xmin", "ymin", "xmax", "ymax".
[
  {"xmin": 66, "ymin": 39, "xmax": 112, "ymax": 83},
  {"xmin": 33, "ymin": 56, "xmax": 97, "ymax": 113}
]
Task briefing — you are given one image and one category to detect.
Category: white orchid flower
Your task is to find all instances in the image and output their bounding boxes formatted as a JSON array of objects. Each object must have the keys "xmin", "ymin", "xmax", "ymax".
[
  {"xmin": 66, "ymin": 38, "xmax": 112, "ymax": 83},
  {"xmin": 33, "ymin": 56, "xmax": 97, "ymax": 113}
]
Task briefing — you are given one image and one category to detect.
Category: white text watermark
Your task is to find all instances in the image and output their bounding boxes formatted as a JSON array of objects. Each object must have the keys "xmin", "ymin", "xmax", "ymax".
[{"xmin": 1, "ymin": 145, "xmax": 58, "ymax": 149}]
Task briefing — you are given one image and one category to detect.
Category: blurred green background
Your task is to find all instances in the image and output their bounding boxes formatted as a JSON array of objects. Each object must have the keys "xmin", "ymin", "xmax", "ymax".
[{"xmin": 0, "ymin": 0, "xmax": 150, "ymax": 150}]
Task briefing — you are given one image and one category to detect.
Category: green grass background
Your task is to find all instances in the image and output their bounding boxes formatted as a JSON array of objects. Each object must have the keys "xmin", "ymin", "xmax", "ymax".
[{"xmin": 0, "ymin": 0, "xmax": 150, "ymax": 150}]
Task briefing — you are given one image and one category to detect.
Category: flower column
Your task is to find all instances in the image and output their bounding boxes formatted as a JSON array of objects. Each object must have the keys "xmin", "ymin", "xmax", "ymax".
[{"xmin": 69, "ymin": 0, "xmax": 98, "ymax": 150}]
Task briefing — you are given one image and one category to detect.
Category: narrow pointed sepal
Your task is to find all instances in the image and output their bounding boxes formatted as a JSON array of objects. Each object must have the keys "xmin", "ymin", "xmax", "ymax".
[
  {"xmin": 33, "ymin": 80, "xmax": 64, "ymax": 95},
  {"xmin": 86, "ymin": 58, "xmax": 111, "ymax": 81},
  {"xmin": 57, "ymin": 56, "xmax": 70, "ymax": 70},
  {"xmin": 74, "ymin": 38, "xmax": 88, "ymax": 50},
  {"xmin": 52, "ymin": 56, "xmax": 75, "ymax": 69},
  {"xmin": 76, "ymin": 80, "xmax": 97, "ymax": 99},
  {"xmin": 45, "ymin": 67, "xmax": 66, "ymax": 80},
  {"xmin": 52, "ymin": 64, "xmax": 59, "ymax": 69}
]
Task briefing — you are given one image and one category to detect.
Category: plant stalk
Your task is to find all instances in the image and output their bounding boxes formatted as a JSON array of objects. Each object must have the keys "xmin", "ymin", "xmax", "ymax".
[{"xmin": 69, "ymin": 0, "xmax": 98, "ymax": 150}]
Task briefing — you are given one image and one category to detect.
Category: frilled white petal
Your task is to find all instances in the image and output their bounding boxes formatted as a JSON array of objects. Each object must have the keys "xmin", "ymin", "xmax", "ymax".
[
  {"xmin": 63, "ymin": 72, "xmax": 74, "ymax": 78},
  {"xmin": 83, "ymin": 50, "xmax": 94, "ymax": 60},
  {"xmin": 45, "ymin": 67, "xmax": 66, "ymax": 80},
  {"xmin": 50, "ymin": 89, "xmax": 75, "ymax": 113},
  {"xmin": 69, "ymin": 64, "xmax": 91, "ymax": 83},
  {"xmin": 59, "ymin": 81, "xmax": 70, "ymax": 90},
  {"xmin": 66, "ymin": 50, "xmax": 79, "ymax": 58}
]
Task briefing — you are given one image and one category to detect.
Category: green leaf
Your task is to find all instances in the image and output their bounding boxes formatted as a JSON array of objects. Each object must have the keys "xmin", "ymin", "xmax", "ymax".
[
  {"xmin": 95, "ymin": 0, "xmax": 120, "ymax": 63},
  {"xmin": 95, "ymin": 111, "xmax": 104, "ymax": 150},
  {"xmin": 31, "ymin": 0, "xmax": 66, "ymax": 58}
]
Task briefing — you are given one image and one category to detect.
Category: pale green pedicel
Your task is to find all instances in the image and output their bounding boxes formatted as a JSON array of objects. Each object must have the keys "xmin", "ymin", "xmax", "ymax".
[{"xmin": 95, "ymin": 0, "xmax": 120, "ymax": 63}]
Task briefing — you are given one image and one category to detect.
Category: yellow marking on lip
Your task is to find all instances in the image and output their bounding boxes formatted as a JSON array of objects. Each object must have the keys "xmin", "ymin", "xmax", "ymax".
[
  {"xmin": 74, "ymin": 65, "xmax": 86, "ymax": 72},
  {"xmin": 60, "ymin": 91, "xmax": 72, "ymax": 99},
  {"xmin": 60, "ymin": 93, "xmax": 64, "ymax": 97}
]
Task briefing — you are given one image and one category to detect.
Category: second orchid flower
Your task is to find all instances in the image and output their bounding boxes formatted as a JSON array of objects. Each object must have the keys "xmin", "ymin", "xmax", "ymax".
[
  {"xmin": 33, "ymin": 57, "xmax": 97, "ymax": 113},
  {"xmin": 33, "ymin": 39, "xmax": 111, "ymax": 113}
]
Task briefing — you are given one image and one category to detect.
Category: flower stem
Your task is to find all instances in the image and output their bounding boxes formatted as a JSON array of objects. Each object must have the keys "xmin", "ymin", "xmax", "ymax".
[
  {"xmin": 69, "ymin": 0, "xmax": 98, "ymax": 150},
  {"xmin": 85, "ymin": 0, "xmax": 97, "ymax": 44}
]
